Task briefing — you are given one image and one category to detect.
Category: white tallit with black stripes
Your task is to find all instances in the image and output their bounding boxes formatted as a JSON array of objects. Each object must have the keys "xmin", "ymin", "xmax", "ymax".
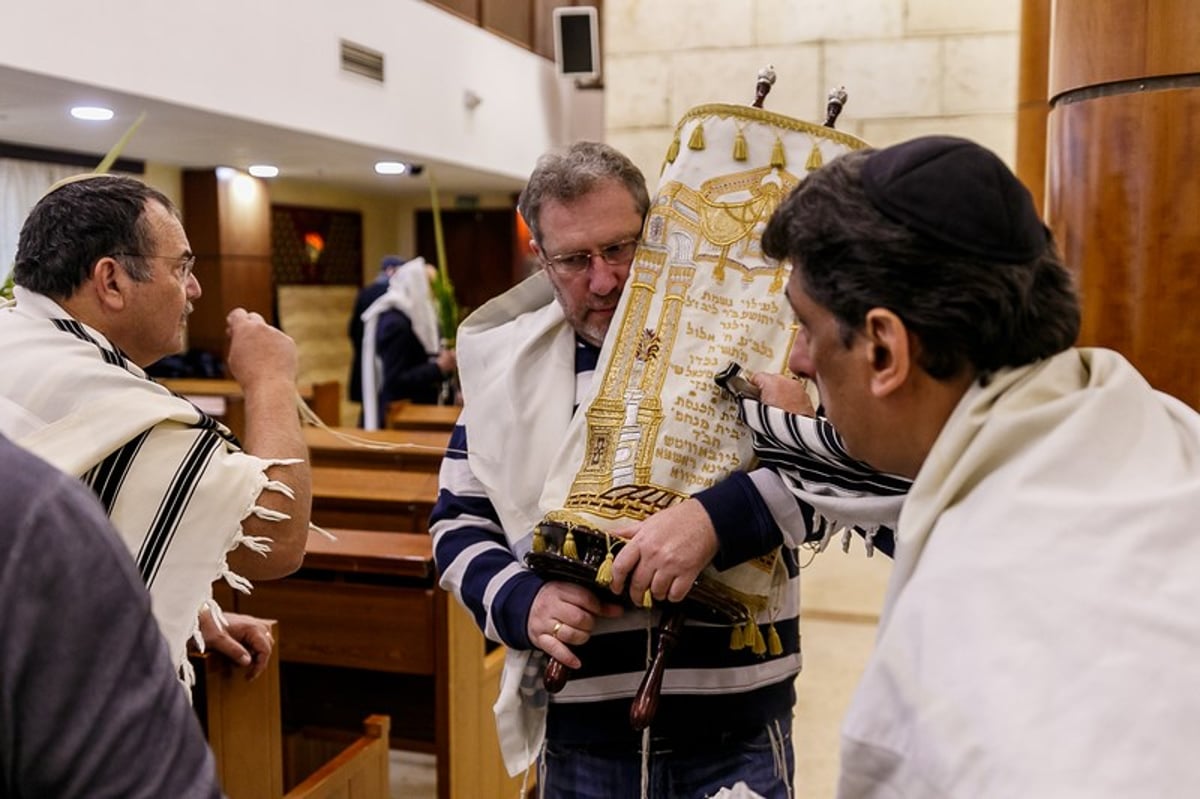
[
  {"xmin": 0, "ymin": 287, "xmax": 297, "ymax": 677},
  {"xmin": 735, "ymin": 395, "xmax": 911, "ymax": 554}
]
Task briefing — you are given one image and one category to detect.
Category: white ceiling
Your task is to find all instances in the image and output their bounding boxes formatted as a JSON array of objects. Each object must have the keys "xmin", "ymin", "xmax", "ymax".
[{"xmin": 0, "ymin": 65, "xmax": 527, "ymax": 198}]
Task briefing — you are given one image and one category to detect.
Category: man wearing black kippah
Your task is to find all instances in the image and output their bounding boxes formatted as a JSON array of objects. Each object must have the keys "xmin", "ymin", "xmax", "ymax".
[{"xmin": 760, "ymin": 135, "xmax": 1200, "ymax": 797}]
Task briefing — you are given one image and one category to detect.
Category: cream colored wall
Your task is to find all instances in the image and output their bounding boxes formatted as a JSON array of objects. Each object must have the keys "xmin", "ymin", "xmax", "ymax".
[
  {"xmin": 602, "ymin": 1, "xmax": 1021, "ymax": 794},
  {"xmin": 604, "ymin": 0, "xmax": 1021, "ymax": 191}
]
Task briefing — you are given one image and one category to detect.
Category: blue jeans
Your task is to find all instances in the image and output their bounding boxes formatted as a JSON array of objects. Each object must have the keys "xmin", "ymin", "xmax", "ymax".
[{"xmin": 539, "ymin": 719, "xmax": 794, "ymax": 799}]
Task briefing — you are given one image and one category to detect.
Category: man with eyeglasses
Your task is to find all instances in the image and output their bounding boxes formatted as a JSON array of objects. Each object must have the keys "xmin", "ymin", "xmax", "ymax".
[
  {"xmin": 430, "ymin": 141, "xmax": 811, "ymax": 797},
  {"xmin": 0, "ymin": 174, "xmax": 312, "ymax": 685}
]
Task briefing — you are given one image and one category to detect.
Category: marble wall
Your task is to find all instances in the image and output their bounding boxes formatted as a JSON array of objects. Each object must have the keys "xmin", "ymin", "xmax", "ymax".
[{"xmin": 604, "ymin": 0, "xmax": 1021, "ymax": 192}]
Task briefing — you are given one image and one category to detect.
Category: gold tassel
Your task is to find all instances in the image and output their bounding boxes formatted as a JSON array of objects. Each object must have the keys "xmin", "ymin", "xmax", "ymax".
[
  {"xmin": 751, "ymin": 624, "xmax": 767, "ymax": 656},
  {"xmin": 742, "ymin": 619, "xmax": 756, "ymax": 650},
  {"xmin": 733, "ymin": 128, "xmax": 748, "ymax": 161},
  {"xmin": 805, "ymin": 141, "xmax": 823, "ymax": 171},
  {"xmin": 562, "ymin": 531, "xmax": 578, "ymax": 560},
  {"xmin": 595, "ymin": 552, "xmax": 614, "ymax": 588},
  {"xmin": 687, "ymin": 123, "xmax": 706, "ymax": 151},
  {"xmin": 767, "ymin": 623, "xmax": 783, "ymax": 656},
  {"xmin": 770, "ymin": 138, "xmax": 786, "ymax": 169},
  {"xmin": 730, "ymin": 625, "xmax": 745, "ymax": 650},
  {"xmin": 642, "ymin": 589, "xmax": 653, "ymax": 609},
  {"xmin": 665, "ymin": 132, "xmax": 680, "ymax": 164},
  {"xmin": 532, "ymin": 527, "xmax": 546, "ymax": 553}
]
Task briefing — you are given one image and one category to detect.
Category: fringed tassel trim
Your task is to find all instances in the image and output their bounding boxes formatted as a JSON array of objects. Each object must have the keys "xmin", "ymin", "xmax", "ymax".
[
  {"xmin": 806, "ymin": 141, "xmax": 824, "ymax": 171},
  {"xmin": 733, "ymin": 126, "xmax": 749, "ymax": 161},
  {"xmin": 687, "ymin": 123, "xmax": 706, "ymax": 151}
]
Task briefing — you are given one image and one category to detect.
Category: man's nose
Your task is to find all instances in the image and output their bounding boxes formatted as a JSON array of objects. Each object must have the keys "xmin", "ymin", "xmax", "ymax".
[
  {"xmin": 588, "ymin": 256, "xmax": 624, "ymax": 295},
  {"xmin": 186, "ymin": 271, "xmax": 202, "ymax": 300},
  {"xmin": 788, "ymin": 337, "xmax": 813, "ymax": 379}
]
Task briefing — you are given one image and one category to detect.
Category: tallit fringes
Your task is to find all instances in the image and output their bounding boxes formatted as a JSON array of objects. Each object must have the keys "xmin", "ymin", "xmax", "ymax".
[
  {"xmin": 863, "ymin": 526, "xmax": 878, "ymax": 558},
  {"xmin": 262, "ymin": 478, "xmax": 296, "ymax": 500},
  {"xmin": 221, "ymin": 568, "xmax": 254, "ymax": 594},
  {"xmin": 180, "ymin": 658, "xmax": 197, "ymax": 690},
  {"xmin": 733, "ymin": 127, "xmax": 749, "ymax": 161},
  {"xmin": 665, "ymin": 132, "xmax": 681, "ymax": 164},
  {"xmin": 770, "ymin": 137, "xmax": 786, "ymax": 169},
  {"xmin": 805, "ymin": 141, "xmax": 824, "ymax": 171},
  {"xmin": 687, "ymin": 123, "xmax": 706, "ymax": 151},
  {"xmin": 841, "ymin": 527, "xmax": 853, "ymax": 553},
  {"xmin": 233, "ymin": 532, "xmax": 273, "ymax": 555},
  {"xmin": 249, "ymin": 504, "xmax": 290, "ymax": 523},
  {"xmin": 309, "ymin": 522, "xmax": 337, "ymax": 541}
]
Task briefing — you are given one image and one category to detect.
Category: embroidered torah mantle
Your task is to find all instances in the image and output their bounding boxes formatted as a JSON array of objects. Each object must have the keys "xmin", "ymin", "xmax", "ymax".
[{"xmin": 539, "ymin": 104, "xmax": 867, "ymax": 612}]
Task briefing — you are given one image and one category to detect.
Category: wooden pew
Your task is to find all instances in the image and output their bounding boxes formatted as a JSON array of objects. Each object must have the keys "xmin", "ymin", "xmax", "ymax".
[
  {"xmin": 283, "ymin": 715, "xmax": 391, "ymax": 799},
  {"xmin": 161, "ymin": 378, "xmax": 341, "ymax": 440},
  {"xmin": 190, "ymin": 620, "xmax": 284, "ymax": 799},
  {"xmin": 386, "ymin": 400, "xmax": 460, "ymax": 433},
  {"xmin": 226, "ymin": 528, "xmax": 524, "ymax": 799},
  {"xmin": 304, "ymin": 426, "xmax": 450, "ymax": 473},
  {"xmin": 309, "ymin": 466, "xmax": 439, "ymax": 532}
]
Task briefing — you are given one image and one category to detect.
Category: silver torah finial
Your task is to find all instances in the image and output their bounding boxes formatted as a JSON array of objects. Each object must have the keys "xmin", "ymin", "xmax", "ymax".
[
  {"xmin": 752, "ymin": 65, "xmax": 777, "ymax": 109},
  {"xmin": 824, "ymin": 86, "xmax": 848, "ymax": 128}
]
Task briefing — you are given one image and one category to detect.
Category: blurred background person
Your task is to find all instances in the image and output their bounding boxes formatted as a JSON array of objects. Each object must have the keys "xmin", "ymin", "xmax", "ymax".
[
  {"xmin": 358, "ymin": 256, "xmax": 456, "ymax": 429},
  {"xmin": 347, "ymin": 253, "xmax": 405, "ymax": 412}
]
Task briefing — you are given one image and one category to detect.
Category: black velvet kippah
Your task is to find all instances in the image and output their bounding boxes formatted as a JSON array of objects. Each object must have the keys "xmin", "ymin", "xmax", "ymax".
[{"xmin": 861, "ymin": 135, "xmax": 1047, "ymax": 262}]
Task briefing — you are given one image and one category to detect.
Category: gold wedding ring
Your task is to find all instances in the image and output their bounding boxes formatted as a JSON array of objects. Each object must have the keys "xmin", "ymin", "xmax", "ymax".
[{"xmin": 552, "ymin": 621, "xmax": 563, "ymax": 640}]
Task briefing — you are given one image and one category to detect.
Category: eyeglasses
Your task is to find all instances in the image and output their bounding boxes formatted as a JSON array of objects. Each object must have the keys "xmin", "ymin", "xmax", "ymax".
[
  {"xmin": 114, "ymin": 252, "xmax": 197, "ymax": 282},
  {"xmin": 542, "ymin": 237, "xmax": 639, "ymax": 275}
]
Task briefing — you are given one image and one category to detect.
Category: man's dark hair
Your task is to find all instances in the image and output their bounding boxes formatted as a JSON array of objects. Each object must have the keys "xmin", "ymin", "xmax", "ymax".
[
  {"xmin": 761, "ymin": 147, "xmax": 1081, "ymax": 380},
  {"xmin": 517, "ymin": 141, "xmax": 650, "ymax": 246},
  {"xmin": 14, "ymin": 175, "xmax": 177, "ymax": 300}
]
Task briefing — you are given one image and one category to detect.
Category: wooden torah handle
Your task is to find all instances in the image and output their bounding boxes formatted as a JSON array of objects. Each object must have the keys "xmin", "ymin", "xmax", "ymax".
[
  {"xmin": 544, "ymin": 657, "xmax": 571, "ymax": 693},
  {"xmin": 630, "ymin": 605, "xmax": 688, "ymax": 731}
]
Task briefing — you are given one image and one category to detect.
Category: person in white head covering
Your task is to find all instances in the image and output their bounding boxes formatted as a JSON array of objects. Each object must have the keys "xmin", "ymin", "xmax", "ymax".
[{"xmin": 359, "ymin": 256, "xmax": 456, "ymax": 429}]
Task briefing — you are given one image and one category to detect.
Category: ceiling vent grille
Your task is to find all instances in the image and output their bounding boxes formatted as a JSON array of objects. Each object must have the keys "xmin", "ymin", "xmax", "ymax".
[{"xmin": 340, "ymin": 40, "xmax": 384, "ymax": 82}]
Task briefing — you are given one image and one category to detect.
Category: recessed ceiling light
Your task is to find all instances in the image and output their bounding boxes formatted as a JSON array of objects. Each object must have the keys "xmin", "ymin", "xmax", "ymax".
[
  {"xmin": 70, "ymin": 106, "xmax": 114, "ymax": 121},
  {"xmin": 375, "ymin": 161, "xmax": 408, "ymax": 175},
  {"xmin": 248, "ymin": 164, "xmax": 279, "ymax": 178}
]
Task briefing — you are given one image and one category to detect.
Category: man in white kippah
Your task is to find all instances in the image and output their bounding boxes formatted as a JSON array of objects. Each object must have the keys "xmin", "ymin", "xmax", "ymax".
[
  {"xmin": 0, "ymin": 174, "xmax": 312, "ymax": 682},
  {"xmin": 760, "ymin": 135, "xmax": 1200, "ymax": 798}
]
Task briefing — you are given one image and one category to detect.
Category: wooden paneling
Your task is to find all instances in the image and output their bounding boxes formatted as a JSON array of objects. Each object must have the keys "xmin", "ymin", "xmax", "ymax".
[
  {"xmin": 1049, "ymin": 0, "xmax": 1200, "ymax": 96},
  {"xmin": 483, "ymin": 0, "xmax": 532, "ymax": 48},
  {"xmin": 1015, "ymin": 0, "xmax": 1051, "ymax": 214},
  {"xmin": 427, "ymin": 0, "xmax": 480, "ymax": 25},
  {"xmin": 1046, "ymin": 0, "xmax": 1200, "ymax": 408},
  {"xmin": 238, "ymin": 580, "xmax": 437, "ymax": 674},
  {"xmin": 183, "ymin": 169, "xmax": 273, "ymax": 354},
  {"xmin": 416, "ymin": 207, "xmax": 519, "ymax": 315}
]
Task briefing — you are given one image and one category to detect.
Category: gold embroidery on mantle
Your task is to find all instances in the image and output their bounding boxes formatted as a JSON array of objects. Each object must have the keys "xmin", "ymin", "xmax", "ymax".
[{"xmin": 564, "ymin": 154, "xmax": 802, "ymax": 519}]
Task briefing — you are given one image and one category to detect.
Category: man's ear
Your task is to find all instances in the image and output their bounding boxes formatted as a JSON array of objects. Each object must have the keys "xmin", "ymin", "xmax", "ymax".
[
  {"xmin": 863, "ymin": 308, "xmax": 911, "ymax": 398},
  {"xmin": 91, "ymin": 257, "xmax": 129, "ymax": 311}
]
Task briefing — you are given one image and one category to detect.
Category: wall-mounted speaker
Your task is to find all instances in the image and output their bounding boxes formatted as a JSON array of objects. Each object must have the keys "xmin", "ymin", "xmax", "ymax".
[{"xmin": 553, "ymin": 6, "xmax": 600, "ymax": 80}]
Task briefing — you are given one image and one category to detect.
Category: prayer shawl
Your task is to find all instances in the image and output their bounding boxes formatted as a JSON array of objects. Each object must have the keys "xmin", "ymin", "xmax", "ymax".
[
  {"xmin": 359, "ymin": 257, "xmax": 440, "ymax": 429},
  {"xmin": 838, "ymin": 348, "xmax": 1200, "ymax": 798},
  {"xmin": 0, "ymin": 287, "xmax": 298, "ymax": 678},
  {"xmin": 737, "ymin": 397, "xmax": 909, "ymax": 554},
  {"xmin": 454, "ymin": 271, "xmax": 577, "ymax": 774}
]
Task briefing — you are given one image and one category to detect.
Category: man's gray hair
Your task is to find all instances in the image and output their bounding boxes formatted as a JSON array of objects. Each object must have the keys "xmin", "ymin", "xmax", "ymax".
[{"xmin": 517, "ymin": 141, "xmax": 649, "ymax": 245}]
